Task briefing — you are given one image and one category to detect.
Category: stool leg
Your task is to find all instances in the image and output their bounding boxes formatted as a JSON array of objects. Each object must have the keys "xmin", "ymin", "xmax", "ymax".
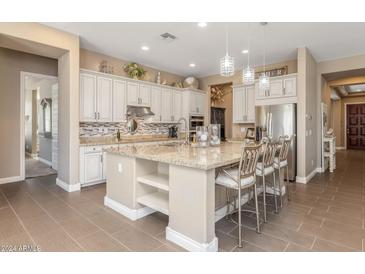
[
  {"xmin": 286, "ymin": 166, "xmax": 290, "ymax": 202},
  {"xmin": 225, "ymin": 187, "xmax": 230, "ymax": 219},
  {"xmin": 278, "ymin": 168, "xmax": 283, "ymax": 208},
  {"xmin": 238, "ymin": 187, "xmax": 242, "ymax": 248},
  {"xmin": 254, "ymin": 184, "xmax": 261, "ymax": 234},
  {"xmin": 262, "ymin": 174, "xmax": 267, "ymax": 222},
  {"xmin": 272, "ymin": 172, "xmax": 278, "ymax": 213}
]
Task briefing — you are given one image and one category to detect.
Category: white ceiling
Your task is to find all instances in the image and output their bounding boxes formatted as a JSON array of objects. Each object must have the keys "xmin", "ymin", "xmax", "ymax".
[{"xmin": 44, "ymin": 22, "xmax": 365, "ymax": 77}]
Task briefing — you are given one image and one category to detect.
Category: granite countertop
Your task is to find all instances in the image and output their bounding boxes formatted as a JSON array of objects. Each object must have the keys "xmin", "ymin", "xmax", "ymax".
[
  {"xmin": 79, "ymin": 135, "xmax": 173, "ymax": 147},
  {"xmin": 105, "ymin": 142, "xmax": 244, "ymax": 170}
]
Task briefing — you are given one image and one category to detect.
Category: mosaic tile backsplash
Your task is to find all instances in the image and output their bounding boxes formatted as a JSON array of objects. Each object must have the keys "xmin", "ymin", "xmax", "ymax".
[{"xmin": 79, "ymin": 120, "xmax": 173, "ymax": 137}]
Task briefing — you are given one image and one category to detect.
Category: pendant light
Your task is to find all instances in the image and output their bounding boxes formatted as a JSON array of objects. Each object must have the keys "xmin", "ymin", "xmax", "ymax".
[
  {"xmin": 242, "ymin": 23, "xmax": 255, "ymax": 85},
  {"xmin": 259, "ymin": 22, "xmax": 270, "ymax": 92},
  {"xmin": 220, "ymin": 24, "xmax": 234, "ymax": 77}
]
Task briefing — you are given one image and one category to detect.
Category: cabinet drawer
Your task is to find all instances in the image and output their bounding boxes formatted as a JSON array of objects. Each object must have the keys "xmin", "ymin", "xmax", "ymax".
[{"xmin": 84, "ymin": 146, "xmax": 103, "ymax": 153}]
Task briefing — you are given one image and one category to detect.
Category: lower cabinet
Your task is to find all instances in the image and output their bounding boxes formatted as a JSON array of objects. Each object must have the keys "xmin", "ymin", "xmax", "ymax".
[{"xmin": 80, "ymin": 146, "xmax": 106, "ymax": 186}]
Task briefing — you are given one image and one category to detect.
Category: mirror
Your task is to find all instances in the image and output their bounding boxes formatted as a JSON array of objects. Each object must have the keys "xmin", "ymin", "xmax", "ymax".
[
  {"xmin": 127, "ymin": 118, "xmax": 138, "ymax": 134},
  {"xmin": 40, "ymin": 98, "xmax": 52, "ymax": 138}
]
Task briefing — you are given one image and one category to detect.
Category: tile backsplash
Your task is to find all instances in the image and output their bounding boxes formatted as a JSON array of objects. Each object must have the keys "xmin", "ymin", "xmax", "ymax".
[{"xmin": 80, "ymin": 119, "xmax": 174, "ymax": 137}]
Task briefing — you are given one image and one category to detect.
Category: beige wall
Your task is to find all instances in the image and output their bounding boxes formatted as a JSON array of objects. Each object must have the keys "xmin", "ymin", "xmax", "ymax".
[
  {"xmin": 80, "ymin": 48, "xmax": 184, "ymax": 85},
  {"xmin": 199, "ymin": 59, "xmax": 298, "ymax": 138},
  {"xmin": 0, "ymin": 23, "xmax": 79, "ymax": 186},
  {"xmin": 0, "ymin": 47, "xmax": 58, "ymax": 178}
]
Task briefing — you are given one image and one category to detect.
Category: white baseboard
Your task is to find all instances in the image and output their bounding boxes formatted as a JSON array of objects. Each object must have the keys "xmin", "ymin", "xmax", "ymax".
[
  {"xmin": 336, "ymin": 147, "xmax": 345, "ymax": 150},
  {"xmin": 38, "ymin": 157, "xmax": 52, "ymax": 166},
  {"xmin": 56, "ymin": 178, "xmax": 80, "ymax": 192},
  {"xmin": 0, "ymin": 176, "xmax": 23, "ymax": 184},
  {"xmin": 316, "ymin": 167, "xmax": 324, "ymax": 173},
  {"xmin": 166, "ymin": 226, "xmax": 218, "ymax": 252},
  {"xmin": 25, "ymin": 152, "xmax": 38, "ymax": 158},
  {"xmin": 104, "ymin": 196, "xmax": 155, "ymax": 221},
  {"xmin": 296, "ymin": 168, "xmax": 317, "ymax": 184}
]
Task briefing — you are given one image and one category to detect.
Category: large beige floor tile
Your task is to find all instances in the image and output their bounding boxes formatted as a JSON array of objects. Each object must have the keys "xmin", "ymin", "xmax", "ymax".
[
  {"xmin": 33, "ymin": 228, "xmax": 82, "ymax": 252},
  {"xmin": 77, "ymin": 231, "xmax": 128, "ymax": 252}
]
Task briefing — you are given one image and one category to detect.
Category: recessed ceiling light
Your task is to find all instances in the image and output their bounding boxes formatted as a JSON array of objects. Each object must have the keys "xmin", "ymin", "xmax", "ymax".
[
  {"xmin": 141, "ymin": 46, "xmax": 149, "ymax": 51},
  {"xmin": 198, "ymin": 22, "xmax": 207, "ymax": 28},
  {"xmin": 189, "ymin": 63, "xmax": 196, "ymax": 68},
  {"xmin": 242, "ymin": 49, "xmax": 249, "ymax": 54}
]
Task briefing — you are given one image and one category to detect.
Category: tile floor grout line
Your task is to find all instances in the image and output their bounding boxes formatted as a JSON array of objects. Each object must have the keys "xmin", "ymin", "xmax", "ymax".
[
  {"xmin": 319, "ymin": 218, "xmax": 325, "ymax": 228},
  {"xmin": 296, "ymin": 222, "xmax": 303, "ymax": 232},
  {"xmin": 282, "ymin": 242, "xmax": 290, "ymax": 252},
  {"xmin": 0, "ymin": 189, "xmax": 38, "ymax": 248}
]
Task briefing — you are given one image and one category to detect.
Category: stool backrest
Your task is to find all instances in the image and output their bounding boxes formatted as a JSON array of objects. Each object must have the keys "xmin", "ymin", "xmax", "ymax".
[
  {"xmin": 238, "ymin": 142, "xmax": 262, "ymax": 179},
  {"xmin": 278, "ymin": 135, "xmax": 292, "ymax": 161},
  {"xmin": 261, "ymin": 138, "xmax": 279, "ymax": 168}
]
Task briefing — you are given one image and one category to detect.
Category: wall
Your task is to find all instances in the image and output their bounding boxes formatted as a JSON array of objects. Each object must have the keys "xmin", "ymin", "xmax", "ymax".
[
  {"xmin": 80, "ymin": 48, "xmax": 184, "ymax": 86},
  {"xmin": 0, "ymin": 23, "xmax": 80, "ymax": 186},
  {"xmin": 25, "ymin": 89, "xmax": 37, "ymax": 155},
  {"xmin": 0, "ymin": 47, "xmax": 57, "ymax": 179},
  {"xmin": 199, "ymin": 59, "xmax": 298, "ymax": 138}
]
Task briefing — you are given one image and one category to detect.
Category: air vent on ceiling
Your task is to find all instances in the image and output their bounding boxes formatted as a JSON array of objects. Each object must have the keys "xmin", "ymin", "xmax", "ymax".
[{"xmin": 160, "ymin": 32, "xmax": 177, "ymax": 42}]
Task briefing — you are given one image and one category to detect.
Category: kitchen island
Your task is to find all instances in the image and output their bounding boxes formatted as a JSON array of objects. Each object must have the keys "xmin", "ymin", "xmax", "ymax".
[{"xmin": 104, "ymin": 142, "xmax": 247, "ymax": 252}]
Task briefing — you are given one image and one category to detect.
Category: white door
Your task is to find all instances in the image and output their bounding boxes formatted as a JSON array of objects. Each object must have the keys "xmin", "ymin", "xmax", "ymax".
[
  {"xmin": 268, "ymin": 79, "xmax": 283, "ymax": 97},
  {"xmin": 195, "ymin": 93, "xmax": 205, "ymax": 115},
  {"xmin": 112, "ymin": 79, "xmax": 126, "ymax": 122},
  {"xmin": 255, "ymin": 82, "xmax": 266, "ymax": 99},
  {"xmin": 150, "ymin": 86, "xmax": 162, "ymax": 122},
  {"xmin": 139, "ymin": 84, "xmax": 151, "ymax": 106},
  {"xmin": 80, "ymin": 73, "xmax": 97, "ymax": 121},
  {"xmin": 172, "ymin": 90, "xmax": 183, "ymax": 121},
  {"xmin": 233, "ymin": 87, "xmax": 244, "ymax": 123},
  {"xmin": 246, "ymin": 86, "xmax": 255, "ymax": 122},
  {"xmin": 51, "ymin": 83, "xmax": 58, "ymax": 171},
  {"xmin": 127, "ymin": 82, "xmax": 139, "ymax": 106},
  {"xmin": 97, "ymin": 77, "xmax": 113, "ymax": 122},
  {"xmin": 161, "ymin": 88, "xmax": 172, "ymax": 122},
  {"xmin": 283, "ymin": 77, "xmax": 297, "ymax": 97},
  {"xmin": 84, "ymin": 152, "xmax": 103, "ymax": 183}
]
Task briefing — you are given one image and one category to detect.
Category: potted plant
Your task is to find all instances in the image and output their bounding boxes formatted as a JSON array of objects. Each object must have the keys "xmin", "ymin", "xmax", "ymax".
[{"xmin": 123, "ymin": 62, "xmax": 146, "ymax": 80}]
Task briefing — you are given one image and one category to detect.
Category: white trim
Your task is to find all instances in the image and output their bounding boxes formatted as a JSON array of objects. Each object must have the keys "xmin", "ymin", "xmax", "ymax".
[
  {"xmin": 20, "ymin": 71, "xmax": 58, "ymax": 182},
  {"xmin": 344, "ymin": 102, "xmax": 365, "ymax": 149},
  {"xmin": 56, "ymin": 178, "xmax": 80, "ymax": 192},
  {"xmin": 336, "ymin": 146, "xmax": 345, "ymax": 150},
  {"xmin": 296, "ymin": 168, "xmax": 317, "ymax": 184},
  {"xmin": 25, "ymin": 152, "xmax": 38, "ymax": 158},
  {"xmin": 316, "ymin": 167, "xmax": 324, "ymax": 173},
  {"xmin": 104, "ymin": 196, "xmax": 155, "ymax": 221},
  {"xmin": 166, "ymin": 226, "xmax": 218, "ymax": 252},
  {"xmin": 0, "ymin": 176, "xmax": 23, "ymax": 184},
  {"xmin": 38, "ymin": 157, "xmax": 52, "ymax": 166}
]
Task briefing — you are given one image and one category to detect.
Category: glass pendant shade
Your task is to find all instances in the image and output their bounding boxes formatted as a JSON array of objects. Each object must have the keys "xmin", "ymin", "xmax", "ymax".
[
  {"xmin": 259, "ymin": 73, "xmax": 270, "ymax": 91},
  {"xmin": 220, "ymin": 54, "xmax": 235, "ymax": 77},
  {"xmin": 242, "ymin": 66, "xmax": 255, "ymax": 85}
]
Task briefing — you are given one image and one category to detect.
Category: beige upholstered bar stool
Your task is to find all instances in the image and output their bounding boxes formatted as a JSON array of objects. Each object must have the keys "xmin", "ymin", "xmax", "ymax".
[
  {"xmin": 215, "ymin": 142, "xmax": 262, "ymax": 248},
  {"xmin": 274, "ymin": 135, "xmax": 292, "ymax": 207},
  {"xmin": 256, "ymin": 138, "xmax": 279, "ymax": 221}
]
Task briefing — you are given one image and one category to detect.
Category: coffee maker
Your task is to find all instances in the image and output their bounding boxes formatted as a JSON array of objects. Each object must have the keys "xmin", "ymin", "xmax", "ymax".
[{"xmin": 168, "ymin": 125, "xmax": 178, "ymax": 138}]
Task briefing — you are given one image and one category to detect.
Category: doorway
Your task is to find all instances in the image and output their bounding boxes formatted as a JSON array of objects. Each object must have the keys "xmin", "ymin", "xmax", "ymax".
[
  {"xmin": 346, "ymin": 103, "xmax": 365, "ymax": 149},
  {"xmin": 22, "ymin": 72, "xmax": 58, "ymax": 178}
]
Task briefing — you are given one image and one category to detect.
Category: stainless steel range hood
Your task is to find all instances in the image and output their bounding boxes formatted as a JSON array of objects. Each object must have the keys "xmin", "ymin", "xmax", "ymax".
[{"xmin": 126, "ymin": 105, "xmax": 155, "ymax": 117}]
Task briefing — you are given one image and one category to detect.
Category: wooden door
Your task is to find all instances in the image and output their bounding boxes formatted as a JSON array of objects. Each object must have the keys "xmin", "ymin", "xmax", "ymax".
[{"xmin": 347, "ymin": 104, "xmax": 365, "ymax": 149}]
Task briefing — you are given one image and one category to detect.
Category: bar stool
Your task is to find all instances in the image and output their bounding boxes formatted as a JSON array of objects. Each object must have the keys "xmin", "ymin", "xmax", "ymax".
[
  {"xmin": 274, "ymin": 135, "xmax": 292, "ymax": 207},
  {"xmin": 256, "ymin": 138, "xmax": 279, "ymax": 221},
  {"xmin": 215, "ymin": 142, "xmax": 262, "ymax": 248}
]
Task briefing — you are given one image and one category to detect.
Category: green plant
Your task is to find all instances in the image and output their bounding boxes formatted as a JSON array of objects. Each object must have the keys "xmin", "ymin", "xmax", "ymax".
[{"xmin": 123, "ymin": 62, "xmax": 146, "ymax": 79}]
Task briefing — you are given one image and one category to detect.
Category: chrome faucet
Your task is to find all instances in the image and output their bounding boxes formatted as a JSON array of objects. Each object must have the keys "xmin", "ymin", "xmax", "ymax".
[{"xmin": 177, "ymin": 117, "xmax": 189, "ymax": 144}]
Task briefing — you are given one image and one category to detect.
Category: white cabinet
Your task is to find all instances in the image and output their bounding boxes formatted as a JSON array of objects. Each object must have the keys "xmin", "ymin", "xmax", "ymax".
[
  {"xmin": 97, "ymin": 77, "xmax": 113, "ymax": 122},
  {"xmin": 161, "ymin": 88, "xmax": 173, "ymax": 122},
  {"xmin": 150, "ymin": 86, "xmax": 162, "ymax": 122},
  {"xmin": 233, "ymin": 85, "xmax": 255, "ymax": 123},
  {"xmin": 172, "ymin": 90, "xmax": 183, "ymax": 122},
  {"xmin": 255, "ymin": 74, "xmax": 297, "ymax": 103},
  {"xmin": 80, "ymin": 146, "xmax": 104, "ymax": 185},
  {"xmin": 127, "ymin": 82, "xmax": 151, "ymax": 107},
  {"xmin": 80, "ymin": 73, "xmax": 97, "ymax": 121},
  {"xmin": 112, "ymin": 79, "xmax": 126, "ymax": 122},
  {"xmin": 268, "ymin": 79, "xmax": 283, "ymax": 97},
  {"xmin": 283, "ymin": 76, "xmax": 297, "ymax": 97},
  {"xmin": 189, "ymin": 91, "xmax": 206, "ymax": 115}
]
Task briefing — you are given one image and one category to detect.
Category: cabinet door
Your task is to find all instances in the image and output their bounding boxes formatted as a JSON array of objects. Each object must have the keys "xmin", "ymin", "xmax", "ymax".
[
  {"xmin": 172, "ymin": 90, "xmax": 183, "ymax": 121},
  {"xmin": 126, "ymin": 82, "xmax": 139, "ymax": 106},
  {"xmin": 233, "ymin": 87, "xmax": 244, "ymax": 123},
  {"xmin": 255, "ymin": 81, "xmax": 266, "ymax": 100},
  {"xmin": 161, "ymin": 88, "xmax": 173, "ymax": 122},
  {"xmin": 139, "ymin": 84, "xmax": 151, "ymax": 106},
  {"xmin": 283, "ymin": 77, "xmax": 297, "ymax": 97},
  {"xmin": 97, "ymin": 77, "xmax": 113, "ymax": 122},
  {"xmin": 195, "ymin": 93, "xmax": 206, "ymax": 115},
  {"xmin": 112, "ymin": 79, "xmax": 126, "ymax": 122},
  {"xmin": 246, "ymin": 86, "xmax": 255, "ymax": 122},
  {"xmin": 84, "ymin": 153, "xmax": 103, "ymax": 183},
  {"xmin": 80, "ymin": 73, "xmax": 97, "ymax": 121},
  {"xmin": 268, "ymin": 79, "xmax": 283, "ymax": 97},
  {"xmin": 150, "ymin": 86, "xmax": 162, "ymax": 122}
]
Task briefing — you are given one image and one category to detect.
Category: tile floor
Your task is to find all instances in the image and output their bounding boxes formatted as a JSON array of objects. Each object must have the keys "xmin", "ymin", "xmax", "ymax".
[{"xmin": 0, "ymin": 150, "xmax": 364, "ymax": 252}]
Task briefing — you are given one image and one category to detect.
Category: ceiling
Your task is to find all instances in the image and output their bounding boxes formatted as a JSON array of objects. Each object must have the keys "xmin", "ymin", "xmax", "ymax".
[{"xmin": 44, "ymin": 22, "xmax": 365, "ymax": 77}]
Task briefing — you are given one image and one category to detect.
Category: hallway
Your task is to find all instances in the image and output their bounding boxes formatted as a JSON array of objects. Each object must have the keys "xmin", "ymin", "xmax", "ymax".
[{"xmin": 0, "ymin": 150, "xmax": 364, "ymax": 251}]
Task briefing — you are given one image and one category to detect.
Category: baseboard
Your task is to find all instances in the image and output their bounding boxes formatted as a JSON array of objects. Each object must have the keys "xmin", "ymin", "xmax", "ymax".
[
  {"xmin": 336, "ymin": 147, "xmax": 345, "ymax": 150},
  {"xmin": 0, "ymin": 176, "xmax": 23, "ymax": 184},
  {"xmin": 38, "ymin": 157, "xmax": 52, "ymax": 166},
  {"xmin": 25, "ymin": 152, "xmax": 38, "ymax": 158},
  {"xmin": 166, "ymin": 226, "xmax": 218, "ymax": 252},
  {"xmin": 56, "ymin": 178, "xmax": 80, "ymax": 192},
  {"xmin": 316, "ymin": 167, "xmax": 324, "ymax": 173},
  {"xmin": 104, "ymin": 196, "xmax": 155, "ymax": 221},
  {"xmin": 296, "ymin": 168, "xmax": 317, "ymax": 184}
]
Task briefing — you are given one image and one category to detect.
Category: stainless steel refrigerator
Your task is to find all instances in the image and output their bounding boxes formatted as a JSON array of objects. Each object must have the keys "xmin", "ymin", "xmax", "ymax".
[{"xmin": 255, "ymin": 104, "xmax": 297, "ymax": 181}]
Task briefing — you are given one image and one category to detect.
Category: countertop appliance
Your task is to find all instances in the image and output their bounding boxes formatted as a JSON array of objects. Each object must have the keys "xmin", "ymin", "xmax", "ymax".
[
  {"xmin": 168, "ymin": 125, "xmax": 178, "ymax": 138},
  {"xmin": 255, "ymin": 103, "xmax": 297, "ymax": 181}
]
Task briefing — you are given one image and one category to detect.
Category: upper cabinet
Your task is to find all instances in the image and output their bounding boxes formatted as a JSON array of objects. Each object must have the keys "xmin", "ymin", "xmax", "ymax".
[
  {"xmin": 97, "ymin": 77, "xmax": 113, "ymax": 122},
  {"xmin": 112, "ymin": 79, "xmax": 127, "ymax": 122},
  {"xmin": 172, "ymin": 90, "xmax": 183, "ymax": 122},
  {"xmin": 127, "ymin": 82, "xmax": 151, "ymax": 107},
  {"xmin": 188, "ymin": 91, "xmax": 206, "ymax": 115},
  {"xmin": 233, "ymin": 85, "xmax": 255, "ymax": 124},
  {"xmin": 150, "ymin": 86, "xmax": 162, "ymax": 122},
  {"xmin": 255, "ymin": 73, "xmax": 297, "ymax": 105}
]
